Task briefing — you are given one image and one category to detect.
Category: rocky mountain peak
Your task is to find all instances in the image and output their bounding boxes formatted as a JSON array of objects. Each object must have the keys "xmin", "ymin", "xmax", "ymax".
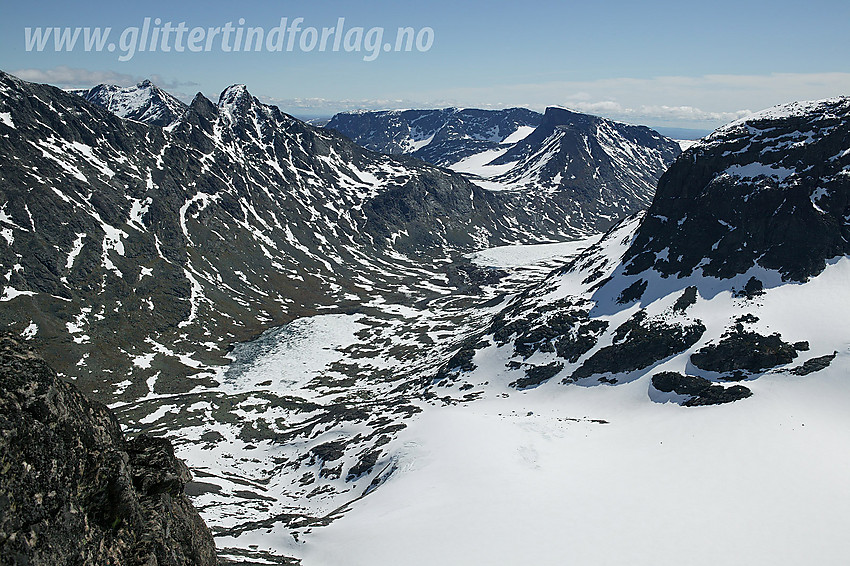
[
  {"xmin": 623, "ymin": 96, "xmax": 850, "ymax": 282},
  {"xmin": 217, "ymin": 84, "xmax": 254, "ymax": 120},
  {"xmin": 218, "ymin": 83, "xmax": 250, "ymax": 104},
  {"xmin": 188, "ymin": 91, "xmax": 217, "ymax": 115},
  {"xmin": 73, "ymin": 79, "xmax": 187, "ymax": 127},
  {"xmin": 213, "ymin": 83, "xmax": 290, "ymax": 143},
  {"xmin": 541, "ymin": 105, "xmax": 600, "ymax": 128},
  {"xmin": 711, "ymin": 96, "xmax": 850, "ymax": 138},
  {"xmin": 481, "ymin": 105, "xmax": 680, "ymax": 230}
]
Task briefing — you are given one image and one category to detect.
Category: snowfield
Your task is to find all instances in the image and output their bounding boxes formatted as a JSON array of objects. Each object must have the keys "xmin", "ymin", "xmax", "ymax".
[
  {"xmin": 283, "ymin": 230, "xmax": 850, "ymax": 565},
  {"xmin": 297, "ymin": 366, "xmax": 850, "ymax": 566},
  {"xmin": 467, "ymin": 239, "xmax": 590, "ymax": 268}
]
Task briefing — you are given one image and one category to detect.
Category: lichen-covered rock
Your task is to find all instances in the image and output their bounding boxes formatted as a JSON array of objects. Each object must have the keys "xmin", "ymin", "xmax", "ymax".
[{"xmin": 0, "ymin": 334, "xmax": 217, "ymax": 566}]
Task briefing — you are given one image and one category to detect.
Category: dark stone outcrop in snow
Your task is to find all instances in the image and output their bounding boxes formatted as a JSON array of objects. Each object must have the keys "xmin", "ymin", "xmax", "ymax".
[
  {"xmin": 568, "ymin": 311, "xmax": 706, "ymax": 382},
  {"xmin": 651, "ymin": 371, "xmax": 752, "ymax": 406},
  {"xmin": 788, "ymin": 352, "xmax": 837, "ymax": 376},
  {"xmin": 690, "ymin": 326, "xmax": 805, "ymax": 374}
]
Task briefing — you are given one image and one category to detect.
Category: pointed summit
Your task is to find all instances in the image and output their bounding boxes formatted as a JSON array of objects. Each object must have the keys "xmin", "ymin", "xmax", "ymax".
[
  {"xmin": 217, "ymin": 84, "xmax": 258, "ymax": 127},
  {"xmin": 188, "ymin": 92, "xmax": 217, "ymax": 114}
]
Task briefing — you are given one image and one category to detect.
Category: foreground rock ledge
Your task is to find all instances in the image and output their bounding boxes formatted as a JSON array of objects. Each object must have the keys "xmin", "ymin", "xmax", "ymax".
[{"xmin": 0, "ymin": 334, "xmax": 217, "ymax": 566}]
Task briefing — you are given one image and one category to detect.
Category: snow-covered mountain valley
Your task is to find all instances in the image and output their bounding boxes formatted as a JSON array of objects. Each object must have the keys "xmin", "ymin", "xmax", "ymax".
[{"xmin": 2, "ymin": 70, "xmax": 849, "ymax": 566}]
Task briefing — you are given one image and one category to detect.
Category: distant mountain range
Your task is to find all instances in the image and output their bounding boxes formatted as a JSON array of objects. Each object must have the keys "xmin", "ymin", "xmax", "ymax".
[
  {"xmin": 326, "ymin": 107, "xmax": 543, "ymax": 166},
  {"xmin": 0, "ymin": 72, "xmax": 678, "ymax": 398},
  {"xmin": 329, "ymin": 105, "xmax": 681, "ymax": 233},
  {"xmin": 67, "ymin": 87, "xmax": 683, "ymax": 238}
]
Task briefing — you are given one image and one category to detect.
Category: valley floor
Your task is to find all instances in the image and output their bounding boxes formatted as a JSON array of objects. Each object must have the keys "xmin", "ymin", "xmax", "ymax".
[{"xmin": 158, "ymin": 235, "xmax": 850, "ymax": 565}]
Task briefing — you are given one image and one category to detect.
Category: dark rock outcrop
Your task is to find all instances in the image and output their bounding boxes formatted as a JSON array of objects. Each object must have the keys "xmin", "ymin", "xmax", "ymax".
[
  {"xmin": 788, "ymin": 352, "xmax": 837, "ymax": 376},
  {"xmin": 651, "ymin": 371, "xmax": 752, "ymax": 406},
  {"xmin": 690, "ymin": 327, "xmax": 804, "ymax": 373},
  {"xmin": 510, "ymin": 362, "xmax": 564, "ymax": 389},
  {"xmin": 569, "ymin": 311, "xmax": 706, "ymax": 382},
  {"xmin": 489, "ymin": 297, "xmax": 609, "ymax": 365},
  {"xmin": 0, "ymin": 334, "xmax": 217, "ymax": 566}
]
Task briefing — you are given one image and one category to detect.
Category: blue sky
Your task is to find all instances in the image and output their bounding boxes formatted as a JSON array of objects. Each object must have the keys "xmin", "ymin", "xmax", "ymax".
[{"xmin": 3, "ymin": 0, "xmax": 850, "ymax": 129}]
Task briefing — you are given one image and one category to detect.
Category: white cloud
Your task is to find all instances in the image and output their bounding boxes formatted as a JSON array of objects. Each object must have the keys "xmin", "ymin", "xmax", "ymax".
[
  {"xmin": 148, "ymin": 74, "xmax": 198, "ymax": 90},
  {"xmin": 255, "ymin": 73, "xmax": 850, "ymax": 127},
  {"xmin": 11, "ymin": 66, "xmax": 197, "ymax": 90},
  {"xmin": 260, "ymin": 95, "xmax": 465, "ymax": 116},
  {"xmin": 406, "ymin": 72, "xmax": 850, "ymax": 128},
  {"xmin": 263, "ymin": 96, "xmax": 411, "ymax": 112},
  {"xmin": 11, "ymin": 67, "xmax": 850, "ymax": 129},
  {"xmin": 635, "ymin": 105, "xmax": 752, "ymax": 122},
  {"xmin": 12, "ymin": 66, "xmax": 139, "ymax": 87}
]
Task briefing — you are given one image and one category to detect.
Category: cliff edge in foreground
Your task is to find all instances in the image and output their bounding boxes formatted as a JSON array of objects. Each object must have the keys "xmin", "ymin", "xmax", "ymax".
[{"xmin": 0, "ymin": 334, "xmax": 217, "ymax": 566}]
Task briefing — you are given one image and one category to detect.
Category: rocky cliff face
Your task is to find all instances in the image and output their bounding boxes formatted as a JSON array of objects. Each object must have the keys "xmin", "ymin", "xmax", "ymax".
[
  {"xmin": 623, "ymin": 97, "xmax": 850, "ymax": 282},
  {"xmin": 0, "ymin": 334, "xmax": 217, "ymax": 566}
]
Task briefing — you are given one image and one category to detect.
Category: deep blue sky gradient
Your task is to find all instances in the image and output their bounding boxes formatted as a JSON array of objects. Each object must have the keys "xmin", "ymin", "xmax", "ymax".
[{"xmin": 3, "ymin": 0, "xmax": 849, "ymax": 127}]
